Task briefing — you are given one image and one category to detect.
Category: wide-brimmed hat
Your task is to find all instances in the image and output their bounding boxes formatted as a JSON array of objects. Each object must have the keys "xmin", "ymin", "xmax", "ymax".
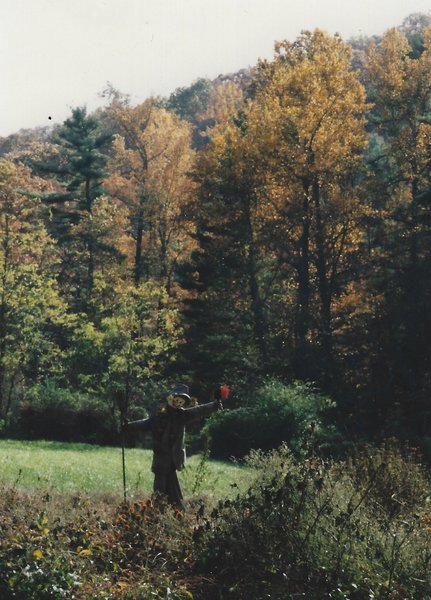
[{"xmin": 167, "ymin": 383, "xmax": 191, "ymax": 400}]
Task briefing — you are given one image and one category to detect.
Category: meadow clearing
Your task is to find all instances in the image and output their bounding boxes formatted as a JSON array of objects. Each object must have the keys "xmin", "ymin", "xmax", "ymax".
[{"xmin": 0, "ymin": 439, "xmax": 250, "ymax": 499}]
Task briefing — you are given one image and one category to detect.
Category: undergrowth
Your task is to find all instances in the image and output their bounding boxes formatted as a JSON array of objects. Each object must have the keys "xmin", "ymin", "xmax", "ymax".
[{"xmin": 0, "ymin": 442, "xmax": 430, "ymax": 599}]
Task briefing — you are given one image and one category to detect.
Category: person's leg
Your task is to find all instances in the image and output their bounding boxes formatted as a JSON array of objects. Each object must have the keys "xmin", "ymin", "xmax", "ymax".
[
  {"xmin": 153, "ymin": 470, "xmax": 168, "ymax": 496},
  {"xmin": 166, "ymin": 467, "xmax": 184, "ymax": 509}
]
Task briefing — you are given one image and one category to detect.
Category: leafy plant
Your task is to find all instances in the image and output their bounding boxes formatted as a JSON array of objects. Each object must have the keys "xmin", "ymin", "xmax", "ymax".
[
  {"xmin": 194, "ymin": 444, "xmax": 431, "ymax": 599},
  {"xmin": 203, "ymin": 380, "xmax": 338, "ymax": 459}
]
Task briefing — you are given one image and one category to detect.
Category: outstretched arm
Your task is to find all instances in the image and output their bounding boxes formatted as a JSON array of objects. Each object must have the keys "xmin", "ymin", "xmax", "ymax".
[
  {"xmin": 183, "ymin": 385, "xmax": 230, "ymax": 423},
  {"xmin": 124, "ymin": 417, "xmax": 152, "ymax": 433},
  {"xmin": 183, "ymin": 400, "xmax": 222, "ymax": 424}
]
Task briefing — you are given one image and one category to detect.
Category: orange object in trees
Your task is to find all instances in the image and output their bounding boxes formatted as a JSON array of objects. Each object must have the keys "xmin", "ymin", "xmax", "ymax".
[{"xmin": 219, "ymin": 384, "xmax": 231, "ymax": 400}]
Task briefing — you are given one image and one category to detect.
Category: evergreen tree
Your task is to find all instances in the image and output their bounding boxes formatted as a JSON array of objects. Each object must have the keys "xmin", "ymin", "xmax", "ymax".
[
  {"xmin": 179, "ymin": 118, "xmax": 270, "ymax": 386},
  {"xmin": 166, "ymin": 78, "xmax": 213, "ymax": 148},
  {"xmin": 33, "ymin": 107, "xmax": 113, "ymax": 308}
]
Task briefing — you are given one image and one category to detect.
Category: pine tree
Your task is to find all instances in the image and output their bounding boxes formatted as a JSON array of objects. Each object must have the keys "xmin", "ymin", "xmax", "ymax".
[{"xmin": 33, "ymin": 107, "xmax": 113, "ymax": 308}]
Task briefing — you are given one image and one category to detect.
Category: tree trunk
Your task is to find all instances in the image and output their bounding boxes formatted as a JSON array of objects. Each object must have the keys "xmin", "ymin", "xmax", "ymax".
[
  {"xmin": 312, "ymin": 180, "xmax": 333, "ymax": 377},
  {"xmin": 0, "ymin": 298, "xmax": 6, "ymax": 417},
  {"xmin": 134, "ymin": 199, "xmax": 145, "ymax": 285},
  {"xmin": 87, "ymin": 238, "xmax": 95, "ymax": 295},
  {"xmin": 85, "ymin": 177, "xmax": 94, "ymax": 295},
  {"xmin": 85, "ymin": 178, "xmax": 92, "ymax": 212},
  {"xmin": 242, "ymin": 193, "xmax": 268, "ymax": 366},
  {"xmin": 402, "ymin": 166, "xmax": 423, "ymax": 427},
  {"xmin": 294, "ymin": 181, "xmax": 311, "ymax": 377},
  {"xmin": 159, "ymin": 228, "xmax": 170, "ymax": 292}
]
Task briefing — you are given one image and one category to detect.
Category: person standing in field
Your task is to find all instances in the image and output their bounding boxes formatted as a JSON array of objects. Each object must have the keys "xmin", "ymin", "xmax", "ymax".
[{"xmin": 124, "ymin": 384, "xmax": 229, "ymax": 508}]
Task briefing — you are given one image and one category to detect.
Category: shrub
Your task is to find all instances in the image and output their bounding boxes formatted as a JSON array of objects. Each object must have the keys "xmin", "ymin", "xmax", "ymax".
[
  {"xmin": 0, "ymin": 487, "xmax": 195, "ymax": 600},
  {"xmin": 9, "ymin": 381, "xmax": 115, "ymax": 444},
  {"xmin": 343, "ymin": 440, "xmax": 431, "ymax": 517},
  {"xmin": 193, "ymin": 444, "xmax": 431, "ymax": 599},
  {"xmin": 203, "ymin": 380, "xmax": 338, "ymax": 459}
]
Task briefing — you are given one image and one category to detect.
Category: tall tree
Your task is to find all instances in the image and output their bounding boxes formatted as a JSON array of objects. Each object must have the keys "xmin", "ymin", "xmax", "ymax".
[
  {"xmin": 33, "ymin": 107, "xmax": 112, "ymax": 307},
  {"xmin": 183, "ymin": 121, "xmax": 270, "ymax": 384},
  {"xmin": 106, "ymin": 98, "xmax": 196, "ymax": 291},
  {"xmin": 238, "ymin": 30, "xmax": 368, "ymax": 384},
  {"xmin": 0, "ymin": 160, "xmax": 66, "ymax": 419},
  {"xmin": 185, "ymin": 30, "xmax": 369, "ymax": 388},
  {"xmin": 364, "ymin": 27, "xmax": 431, "ymax": 429}
]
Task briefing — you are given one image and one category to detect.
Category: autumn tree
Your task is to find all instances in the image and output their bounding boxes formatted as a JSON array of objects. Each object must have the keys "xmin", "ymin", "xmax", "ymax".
[
  {"xmin": 166, "ymin": 75, "xmax": 249, "ymax": 148},
  {"xmin": 399, "ymin": 12, "xmax": 431, "ymax": 57},
  {"xmin": 363, "ymin": 27, "xmax": 431, "ymax": 429},
  {"xmin": 0, "ymin": 160, "xmax": 66, "ymax": 420},
  {"xmin": 0, "ymin": 126, "xmax": 52, "ymax": 158},
  {"xmin": 166, "ymin": 78, "xmax": 213, "ymax": 148},
  {"xmin": 194, "ymin": 77, "xmax": 246, "ymax": 141},
  {"xmin": 249, "ymin": 30, "xmax": 369, "ymax": 385},
  {"xmin": 187, "ymin": 30, "xmax": 369, "ymax": 387},
  {"xmin": 105, "ymin": 97, "xmax": 196, "ymax": 291}
]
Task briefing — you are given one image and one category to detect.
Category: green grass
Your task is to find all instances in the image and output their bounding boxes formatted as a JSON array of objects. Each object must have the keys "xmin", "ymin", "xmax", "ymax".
[{"xmin": 0, "ymin": 439, "xmax": 251, "ymax": 500}]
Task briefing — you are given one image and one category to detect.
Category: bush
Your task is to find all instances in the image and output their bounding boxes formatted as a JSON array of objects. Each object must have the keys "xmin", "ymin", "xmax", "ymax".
[
  {"xmin": 343, "ymin": 440, "xmax": 431, "ymax": 517},
  {"xmin": 203, "ymin": 380, "xmax": 338, "ymax": 459},
  {"xmin": 9, "ymin": 381, "xmax": 115, "ymax": 444},
  {"xmin": 193, "ymin": 444, "xmax": 431, "ymax": 599},
  {"xmin": 0, "ymin": 487, "xmax": 197, "ymax": 600}
]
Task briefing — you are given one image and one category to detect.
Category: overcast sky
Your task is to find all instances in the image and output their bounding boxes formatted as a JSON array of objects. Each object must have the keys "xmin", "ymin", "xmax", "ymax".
[{"xmin": 1, "ymin": 0, "xmax": 430, "ymax": 136}]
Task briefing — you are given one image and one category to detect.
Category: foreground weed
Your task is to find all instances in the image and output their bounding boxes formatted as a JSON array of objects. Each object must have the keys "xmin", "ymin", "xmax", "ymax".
[{"xmin": 194, "ymin": 444, "xmax": 431, "ymax": 599}]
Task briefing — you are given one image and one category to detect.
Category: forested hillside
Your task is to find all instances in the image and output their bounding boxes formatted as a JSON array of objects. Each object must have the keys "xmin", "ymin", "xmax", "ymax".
[{"xmin": 1, "ymin": 13, "xmax": 430, "ymax": 456}]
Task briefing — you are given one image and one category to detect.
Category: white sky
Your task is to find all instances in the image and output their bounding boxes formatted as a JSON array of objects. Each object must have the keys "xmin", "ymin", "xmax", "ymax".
[{"xmin": 1, "ymin": 0, "xmax": 430, "ymax": 136}]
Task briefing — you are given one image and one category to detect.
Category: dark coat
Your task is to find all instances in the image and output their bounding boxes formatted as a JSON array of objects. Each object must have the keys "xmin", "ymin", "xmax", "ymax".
[{"xmin": 128, "ymin": 401, "xmax": 219, "ymax": 472}]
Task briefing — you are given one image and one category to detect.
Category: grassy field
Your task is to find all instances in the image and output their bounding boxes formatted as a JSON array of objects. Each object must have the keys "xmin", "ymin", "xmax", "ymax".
[{"xmin": 0, "ymin": 439, "xmax": 251, "ymax": 500}]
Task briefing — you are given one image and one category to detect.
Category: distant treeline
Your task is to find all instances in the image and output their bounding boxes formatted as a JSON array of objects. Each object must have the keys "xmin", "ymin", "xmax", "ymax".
[{"xmin": 0, "ymin": 13, "xmax": 430, "ymax": 456}]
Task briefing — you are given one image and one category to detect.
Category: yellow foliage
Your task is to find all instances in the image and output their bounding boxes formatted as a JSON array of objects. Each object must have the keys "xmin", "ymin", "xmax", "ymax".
[
  {"xmin": 250, "ymin": 30, "xmax": 369, "ymax": 179},
  {"xmin": 365, "ymin": 26, "xmax": 431, "ymax": 189},
  {"xmin": 105, "ymin": 99, "xmax": 198, "ymax": 283}
]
